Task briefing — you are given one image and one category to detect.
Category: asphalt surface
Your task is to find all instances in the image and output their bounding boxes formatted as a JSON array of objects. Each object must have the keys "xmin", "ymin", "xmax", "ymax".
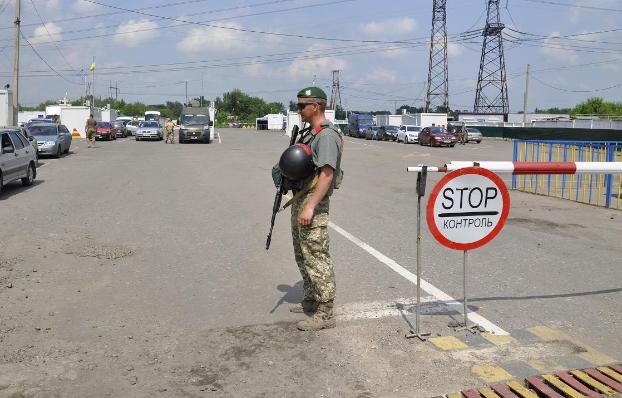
[{"xmin": 0, "ymin": 129, "xmax": 620, "ymax": 397}]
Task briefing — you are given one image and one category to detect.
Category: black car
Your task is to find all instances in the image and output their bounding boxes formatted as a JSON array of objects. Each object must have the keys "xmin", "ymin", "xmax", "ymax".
[
  {"xmin": 112, "ymin": 120, "xmax": 127, "ymax": 137},
  {"xmin": 378, "ymin": 125, "xmax": 399, "ymax": 141}
]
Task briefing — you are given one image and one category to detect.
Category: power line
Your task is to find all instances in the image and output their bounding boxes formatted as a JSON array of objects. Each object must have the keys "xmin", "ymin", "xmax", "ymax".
[
  {"xmin": 531, "ymin": 75, "xmax": 622, "ymax": 93},
  {"xmin": 518, "ymin": 0, "xmax": 622, "ymax": 13},
  {"xmin": 0, "ymin": 0, "xmax": 358, "ymax": 45},
  {"xmin": 27, "ymin": 0, "xmax": 78, "ymax": 73},
  {"xmin": 19, "ymin": 31, "xmax": 81, "ymax": 85},
  {"xmin": 80, "ymin": 0, "xmax": 422, "ymax": 45}
]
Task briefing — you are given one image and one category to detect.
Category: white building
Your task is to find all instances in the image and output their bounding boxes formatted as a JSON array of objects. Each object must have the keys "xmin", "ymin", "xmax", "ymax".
[
  {"xmin": 376, "ymin": 113, "xmax": 448, "ymax": 128},
  {"xmin": 285, "ymin": 110, "xmax": 336, "ymax": 137},
  {"xmin": 46, "ymin": 105, "xmax": 102, "ymax": 137},
  {"xmin": 255, "ymin": 113, "xmax": 286, "ymax": 130},
  {"xmin": 18, "ymin": 111, "xmax": 47, "ymax": 125},
  {"xmin": 0, "ymin": 89, "xmax": 14, "ymax": 126}
]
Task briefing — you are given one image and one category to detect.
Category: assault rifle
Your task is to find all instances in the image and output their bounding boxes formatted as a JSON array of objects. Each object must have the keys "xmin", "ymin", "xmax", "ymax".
[{"xmin": 265, "ymin": 125, "xmax": 302, "ymax": 250}]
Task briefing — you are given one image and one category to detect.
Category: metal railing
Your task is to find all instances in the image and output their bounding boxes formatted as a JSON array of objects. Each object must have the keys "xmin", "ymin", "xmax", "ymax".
[{"xmin": 512, "ymin": 140, "xmax": 622, "ymax": 209}]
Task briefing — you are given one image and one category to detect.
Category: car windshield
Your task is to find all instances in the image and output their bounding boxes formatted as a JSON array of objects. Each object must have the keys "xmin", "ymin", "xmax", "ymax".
[
  {"xmin": 181, "ymin": 114, "xmax": 209, "ymax": 125},
  {"xmin": 430, "ymin": 127, "xmax": 448, "ymax": 134},
  {"xmin": 385, "ymin": 126, "xmax": 398, "ymax": 131},
  {"xmin": 28, "ymin": 125, "xmax": 58, "ymax": 136},
  {"xmin": 97, "ymin": 122, "xmax": 111, "ymax": 128},
  {"xmin": 407, "ymin": 127, "xmax": 421, "ymax": 132},
  {"xmin": 467, "ymin": 128, "xmax": 481, "ymax": 133},
  {"xmin": 140, "ymin": 121, "xmax": 159, "ymax": 128}
]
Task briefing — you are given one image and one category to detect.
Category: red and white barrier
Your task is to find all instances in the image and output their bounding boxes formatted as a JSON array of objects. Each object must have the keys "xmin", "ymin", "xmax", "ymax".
[{"xmin": 407, "ymin": 162, "xmax": 622, "ymax": 174}]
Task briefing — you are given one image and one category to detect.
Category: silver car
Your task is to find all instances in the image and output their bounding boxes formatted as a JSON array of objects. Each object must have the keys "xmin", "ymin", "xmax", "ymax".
[
  {"xmin": 27, "ymin": 123, "xmax": 72, "ymax": 157},
  {"xmin": 466, "ymin": 127, "xmax": 483, "ymax": 143},
  {"xmin": 0, "ymin": 128, "xmax": 37, "ymax": 194},
  {"xmin": 135, "ymin": 121, "xmax": 163, "ymax": 141}
]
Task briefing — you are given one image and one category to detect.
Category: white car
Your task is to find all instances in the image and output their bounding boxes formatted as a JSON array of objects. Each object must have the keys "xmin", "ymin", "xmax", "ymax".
[
  {"xmin": 0, "ymin": 128, "xmax": 37, "ymax": 193},
  {"xmin": 135, "ymin": 121, "xmax": 163, "ymax": 141},
  {"xmin": 396, "ymin": 125, "xmax": 421, "ymax": 144},
  {"xmin": 125, "ymin": 120, "xmax": 139, "ymax": 136}
]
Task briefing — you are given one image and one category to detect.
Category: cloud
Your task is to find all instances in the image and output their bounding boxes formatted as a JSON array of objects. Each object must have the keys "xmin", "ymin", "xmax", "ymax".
[
  {"xmin": 29, "ymin": 22, "xmax": 62, "ymax": 45},
  {"xmin": 361, "ymin": 17, "xmax": 416, "ymax": 36},
  {"xmin": 288, "ymin": 44, "xmax": 347, "ymax": 80},
  {"xmin": 447, "ymin": 41, "xmax": 463, "ymax": 57},
  {"xmin": 114, "ymin": 19, "xmax": 160, "ymax": 47},
  {"xmin": 177, "ymin": 23, "xmax": 250, "ymax": 53},
  {"xmin": 72, "ymin": 0, "xmax": 100, "ymax": 14},
  {"xmin": 365, "ymin": 68, "xmax": 396, "ymax": 82},
  {"xmin": 538, "ymin": 32, "xmax": 578, "ymax": 63}
]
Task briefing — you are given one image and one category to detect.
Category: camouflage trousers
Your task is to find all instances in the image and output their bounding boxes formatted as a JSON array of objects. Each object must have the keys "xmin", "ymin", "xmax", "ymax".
[
  {"xmin": 291, "ymin": 191, "xmax": 335, "ymax": 304},
  {"xmin": 86, "ymin": 129, "xmax": 95, "ymax": 146},
  {"xmin": 165, "ymin": 130, "xmax": 174, "ymax": 143}
]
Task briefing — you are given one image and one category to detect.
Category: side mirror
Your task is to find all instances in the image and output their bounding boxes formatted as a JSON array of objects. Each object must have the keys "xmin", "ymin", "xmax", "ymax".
[
  {"xmin": 208, "ymin": 121, "xmax": 214, "ymax": 127},
  {"xmin": 28, "ymin": 136, "xmax": 34, "ymax": 141}
]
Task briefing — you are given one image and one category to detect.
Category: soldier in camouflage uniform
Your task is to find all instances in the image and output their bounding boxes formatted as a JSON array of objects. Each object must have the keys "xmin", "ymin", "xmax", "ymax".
[
  {"xmin": 85, "ymin": 114, "xmax": 97, "ymax": 148},
  {"xmin": 288, "ymin": 87, "xmax": 343, "ymax": 331},
  {"xmin": 164, "ymin": 120, "xmax": 175, "ymax": 144}
]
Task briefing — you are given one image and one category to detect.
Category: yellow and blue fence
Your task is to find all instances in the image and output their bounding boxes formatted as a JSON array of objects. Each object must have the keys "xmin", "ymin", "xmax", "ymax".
[{"xmin": 512, "ymin": 140, "xmax": 622, "ymax": 209}]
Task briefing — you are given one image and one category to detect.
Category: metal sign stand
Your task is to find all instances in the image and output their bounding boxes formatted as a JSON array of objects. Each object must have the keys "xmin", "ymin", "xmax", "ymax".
[
  {"xmin": 452, "ymin": 250, "xmax": 483, "ymax": 334},
  {"xmin": 406, "ymin": 166, "xmax": 431, "ymax": 341}
]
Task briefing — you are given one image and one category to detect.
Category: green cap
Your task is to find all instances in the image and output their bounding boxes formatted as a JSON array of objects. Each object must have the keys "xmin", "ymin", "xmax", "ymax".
[{"xmin": 297, "ymin": 87, "xmax": 327, "ymax": 101}]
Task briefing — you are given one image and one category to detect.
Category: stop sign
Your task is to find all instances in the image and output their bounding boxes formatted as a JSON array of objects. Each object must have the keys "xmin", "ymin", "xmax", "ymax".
[{"xmin": 427, "ymin": 167, "xmax": 510, "ymax": 251}]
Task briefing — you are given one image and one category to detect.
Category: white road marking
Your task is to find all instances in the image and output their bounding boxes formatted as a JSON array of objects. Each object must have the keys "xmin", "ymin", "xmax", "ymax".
[{"xmin": 328, "ymin": 222, "xmax": 509, "ymax": 335}]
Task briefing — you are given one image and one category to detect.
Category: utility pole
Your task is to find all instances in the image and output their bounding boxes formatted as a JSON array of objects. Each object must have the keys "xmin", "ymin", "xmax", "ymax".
[
  {"xmin": 12, "ymin": 0, "xmax": 21, "ymax": 125},
  {"xmin": 91, "ymin": 56, "xmax": 96, "ymax": 113},
  {"xmin": 522, "ymin": 64, "xmax": 530, "ymax": 126},
  {"xmin": 185, "ymin": 80, "xmax": 188, "ymax": 105},
  {"xmin": 474, "ymin": 0, "xmax": 509, "ymax": 114}
]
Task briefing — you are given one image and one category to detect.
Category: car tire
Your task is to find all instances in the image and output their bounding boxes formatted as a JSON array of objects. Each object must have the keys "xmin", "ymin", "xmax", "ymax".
[
  {"xmin": 450, "ymin": 144, "xmax": 455, "ymax": 148},
  {"xmin": 403, "ymin": 138, "xmax": 408, "ymax": 144},
  {"xmin": 21, "ymin": 163, "xmax": 35, "ymax": 186},
  {"xmin": 55, "ymin": 146, "xmax": 62, "ymax": 158},
  {"xmin": 0, "ymin": 170, "xmax": 3, "ymax": 194},
  {"xmin": 476, "ymin": 140, "xmax": 482, "ymax": 144}
]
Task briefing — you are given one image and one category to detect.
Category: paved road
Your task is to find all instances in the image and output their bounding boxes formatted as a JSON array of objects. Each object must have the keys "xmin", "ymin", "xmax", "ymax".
[{"xmin": 0, "ymin": 129, "xmax": 620, "ymax": 397}]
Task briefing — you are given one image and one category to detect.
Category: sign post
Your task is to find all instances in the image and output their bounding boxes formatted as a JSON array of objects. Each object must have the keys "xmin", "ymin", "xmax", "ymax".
[
  {"xmin": 406, "ymin": 166, "xmax": 431, "ymax": 341},
  {"xmin": 426, "ymin": 167, "xmax": 510, "ymax": 332}
]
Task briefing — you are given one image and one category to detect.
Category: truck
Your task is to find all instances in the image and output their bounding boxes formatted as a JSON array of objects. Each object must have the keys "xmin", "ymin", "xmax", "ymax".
[
  {"xmin": 347, "ymin": 113, "xmax": 374, "ymax": 138},
  {"xmin": 178, "ymin": 106, "xmax": 214, "ymax": 144}
]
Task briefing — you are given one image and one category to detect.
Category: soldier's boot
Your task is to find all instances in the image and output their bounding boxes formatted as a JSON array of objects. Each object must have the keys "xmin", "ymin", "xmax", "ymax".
[
  {"xmin": 296, "ymin": 301, "xmax": 336, "ymax": 331},
  {"xmin": 289, "ymin": 299, "xmax": 318, "ymax": 314}
]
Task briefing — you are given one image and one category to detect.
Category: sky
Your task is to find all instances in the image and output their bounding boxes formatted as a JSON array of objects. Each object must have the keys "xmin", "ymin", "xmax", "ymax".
[{"xmin": 0, "ymin": 0, "xmax": 620, "ymax": 112}]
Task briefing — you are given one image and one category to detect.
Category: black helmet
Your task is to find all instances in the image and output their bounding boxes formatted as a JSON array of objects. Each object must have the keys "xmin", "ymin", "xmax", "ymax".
[{"xmin": 279, "ymin": 143, "xmax": 315, "ymax": 181}]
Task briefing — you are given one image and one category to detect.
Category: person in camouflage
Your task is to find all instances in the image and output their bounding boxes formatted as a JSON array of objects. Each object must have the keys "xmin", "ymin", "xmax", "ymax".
[
  {"xmin": 164, "ymin": 120, "xmax": 175, "ymax": 144},
  {"xmin": 85, "ymin": 114, "xmax": 97, "ymax": 148},
  {"xmin": 288, "ymin": 87, "xmax": 343, "ymax": 331}
]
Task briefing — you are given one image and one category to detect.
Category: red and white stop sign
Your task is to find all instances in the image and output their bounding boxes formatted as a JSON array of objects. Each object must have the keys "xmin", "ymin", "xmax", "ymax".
[{"xmin": 427, "ymin": 167, "xmax": 510, "ymax": 251}]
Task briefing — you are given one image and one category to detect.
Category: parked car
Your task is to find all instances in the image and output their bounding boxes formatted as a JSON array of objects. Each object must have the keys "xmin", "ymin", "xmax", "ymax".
[
  {"xmin": 27, "ymin": 123, "xmax": 72, "ymax": 157},
  {"xmin": 20, "ymin": 127, "xmax": 39, "ymax": 164},
  {"xmin": 0, "ymin": 128, "xmax": 37, "ymax": 193},
  {"xmin": 364, "ymin": 126, "xmax": 381, "ymax": 140},
  {"xmin": 378, "ymin": 125, "xmax": 399, "ymax": 141},
  {"xmin": 418, "ymin": 126, "xmax": 458, "ymax": 147},
  {"xmin": 466, "ymin": 127, "xmax": 483, "ymax": 143},
  {"xmin": 396, "ymin": 125, "xmax": 421, "ymax": 143},
  {"xmin": 125, "ymin": 120, "xmax": 139, "ymax": 136},
  {"xmin": 112, "ymin": 120, "xmax": 127, "ymax": 137},
  {"xmin": 135, "ymin": 121, "xmax": 163, "ymax": 141},
  {"xmin": 95, "ymin": 122, "xmax": 118, "ymax": 141}
]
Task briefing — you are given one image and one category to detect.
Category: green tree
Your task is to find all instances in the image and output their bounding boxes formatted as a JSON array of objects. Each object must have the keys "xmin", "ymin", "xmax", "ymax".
[{"xmin": 572, "ymin": 97, "xmax": 622, "ymax": 116}]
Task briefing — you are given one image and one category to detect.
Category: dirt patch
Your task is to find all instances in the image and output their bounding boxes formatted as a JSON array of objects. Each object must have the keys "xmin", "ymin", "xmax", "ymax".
[{"xmin": 63, "ymin": 243, "xmax": 135, "ymax": 260}]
